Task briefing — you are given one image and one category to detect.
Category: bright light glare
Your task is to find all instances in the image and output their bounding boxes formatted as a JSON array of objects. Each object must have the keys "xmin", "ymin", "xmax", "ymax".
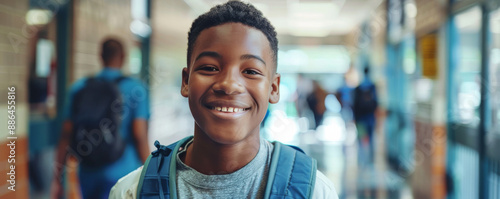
[
  {"xmin": 265, "ymin": 110, "xmax": 299, "ymax": 144},
  {"xmin": 288, "ymin": 2, "xmax": 339, "ymax": 37},
  {"xmin": 403, "ymin": 57, "xmax": 416, "ymax": 74},
  {"xmin": 131, "ymin": 0, "xmax": 147, "ymax": 20},
  {"xmin": 316, "ymin": 116, "xmax": 346, "ymax": 144},
  {"xmin": 405, "ymin": 3, "xmax": 417, "ymax": 18},
  {"xmin": 277, "ymin": 45, "xmax": 351, "ymax": 74},
  {"xmin": 414, "ymin": 78, "xmax": 433, "ymax": 102},
  {"xmin": 287, "ymin": 50, "xmax": 309, "ymax": 66},
  {"xmin": 289, "ymin": 30, "xmax": 331, "ymax": 37},
  {"xmin": 455, "ymin": 6, "xmax": 481, "ymax": 30},
  {"xmin": 491, "ymin": 49, "xmax": 500, "ymax": 65},
  {"xmin": 490, "ymin": 8, "xmax": 500, "ymax": 33},
  {"xmin": 130, "ymin": 20, "xmax": 152, "ymax": 38},
  {"xmin": 26, "ymin": 9, "xmax": 53, "ymax": 25}
]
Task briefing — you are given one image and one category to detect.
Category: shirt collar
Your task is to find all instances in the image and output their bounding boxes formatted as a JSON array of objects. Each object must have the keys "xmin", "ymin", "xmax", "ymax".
[{"xmin": 97, "ymin": 67, "xmax": 122, "ymax": 79}]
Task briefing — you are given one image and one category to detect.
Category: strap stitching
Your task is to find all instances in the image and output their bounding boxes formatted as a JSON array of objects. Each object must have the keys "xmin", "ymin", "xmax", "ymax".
[
  {"xmin": 285, "ymin": 150, "xmax": 297, "ymax": 196},
  {"xmin": 307, "ymin": 158, "xmax": 316, "ymax": 198}
]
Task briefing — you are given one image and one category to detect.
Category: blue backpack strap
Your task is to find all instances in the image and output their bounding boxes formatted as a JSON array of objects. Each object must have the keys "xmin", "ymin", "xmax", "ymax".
[
  {"xmin": 264, "ymin": 142, "xmax": 317, "ymax": 199},
  {"xmin": 114, "ymin": 76, "xmax": 127, "ymax": 83},
  {"xmin": 137, "ymin": 136, "xmax": 193, "ymax": 199}
]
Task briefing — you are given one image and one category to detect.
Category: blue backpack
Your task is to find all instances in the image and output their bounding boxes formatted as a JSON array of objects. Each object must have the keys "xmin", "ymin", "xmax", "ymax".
[
  {"xmin": 70, "ymin": 77, "xmax": 127, "ymax": 167},
  {"xmin": 137, "ymin": 136, "xmax": 317, "ymax": 199},
  {"xmin": 353, "ymin": 84, "xmax": 377, "ymax": 119}
]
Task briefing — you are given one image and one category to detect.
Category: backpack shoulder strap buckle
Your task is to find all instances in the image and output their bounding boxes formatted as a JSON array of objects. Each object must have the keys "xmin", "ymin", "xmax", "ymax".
[
  {"xmin": 152, "ymin": 140, "xmax": 172, "ymax": 157},
  {"xmin": 137, "ymin": 136, "xmax": 193, "ymax": 199}
]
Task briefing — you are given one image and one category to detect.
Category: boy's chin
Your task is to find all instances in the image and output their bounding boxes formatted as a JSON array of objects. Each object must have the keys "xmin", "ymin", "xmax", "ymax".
[{"xmin": 200, "ymin": 128, "xmax": 259, "ymax": 146}]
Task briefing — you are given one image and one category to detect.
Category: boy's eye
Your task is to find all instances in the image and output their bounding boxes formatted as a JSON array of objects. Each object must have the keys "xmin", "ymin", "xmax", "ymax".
[
  {"xmin": 198, "ymin": 66, "xmax": 218, "ymax": 72},
  {"xmin": 243, "ymin": 69, "xmax": 261, "ymax": 75}
]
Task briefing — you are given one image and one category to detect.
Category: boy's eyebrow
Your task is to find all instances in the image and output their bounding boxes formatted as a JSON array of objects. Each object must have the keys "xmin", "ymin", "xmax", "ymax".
[
  {"xmin": 194, "ymin": 51, "xmax": 266, "ymax": 66},
  {"xmin": 241, "ymin": 54, "xmax": 266, "ymax": 66},
  {"xmin": 195, "ymin": 51, "xmax": 222, "ymax": 62}
]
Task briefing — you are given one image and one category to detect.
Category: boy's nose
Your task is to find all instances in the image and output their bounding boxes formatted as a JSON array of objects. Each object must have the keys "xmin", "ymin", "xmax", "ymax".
[{"xmin": 212, "ymin": 69, "xmax": 245, "ymax": 95}]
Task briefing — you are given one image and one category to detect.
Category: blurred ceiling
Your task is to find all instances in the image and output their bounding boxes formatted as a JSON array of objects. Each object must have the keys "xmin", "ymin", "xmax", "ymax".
[{"xmin": 152, "ymin": 0, "xmax": 384, "ymax": 47}]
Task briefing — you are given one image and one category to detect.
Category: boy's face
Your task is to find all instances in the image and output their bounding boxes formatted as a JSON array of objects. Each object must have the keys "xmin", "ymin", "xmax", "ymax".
[{"xmin": 182, "ymin": 22, "xmax": 280, "ymax": 145}]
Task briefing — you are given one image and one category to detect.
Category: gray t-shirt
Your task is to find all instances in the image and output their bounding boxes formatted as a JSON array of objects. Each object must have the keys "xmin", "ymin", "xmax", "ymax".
[
  {"xmin": 175, "ymin": 138, "xmax": 273, "ymax": 199},
  {"xmin": 108, "ymin": 138, "xmax": 339, "ymax": 199}
]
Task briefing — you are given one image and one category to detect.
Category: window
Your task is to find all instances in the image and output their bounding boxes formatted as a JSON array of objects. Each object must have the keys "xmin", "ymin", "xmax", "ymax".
[
  {"xmin": 490, "ymin": 8, "xmax": 500, "ymax": 133},
  {"xmin": 453, "ymin": 6, "xmax": 482, "ymax": 126}
]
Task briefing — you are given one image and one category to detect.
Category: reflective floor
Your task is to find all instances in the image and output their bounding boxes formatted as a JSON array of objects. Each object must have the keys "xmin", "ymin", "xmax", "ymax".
[{"xmin": 288, "ymin": 115, "xmax": 414, "ymax": 199}]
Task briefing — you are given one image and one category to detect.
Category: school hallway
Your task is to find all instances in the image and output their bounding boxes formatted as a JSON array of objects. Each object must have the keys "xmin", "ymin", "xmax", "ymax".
[{"xmin": 2, "ymin": 0, "xmax": 500, "ymax": 198}]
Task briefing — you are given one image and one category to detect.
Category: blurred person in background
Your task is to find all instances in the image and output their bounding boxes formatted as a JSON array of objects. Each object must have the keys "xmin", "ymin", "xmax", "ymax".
[
  {"xmin": 335, "ymin": 75, "xmax": 354, "ymax": 128},
  {"xmin": 307, "ymin": 80, "xmax": 327, "ymax": 129},
  {"xmin": 294, "ymin": 73, "xmax": 313, "ymax": 119},
  {"xmin": 51, "ymin": 37, "xmax": 150, "ymax": 199},
  {"xmin": 352, "ymin": 66, "xmax": 378, "ymax": 164}
]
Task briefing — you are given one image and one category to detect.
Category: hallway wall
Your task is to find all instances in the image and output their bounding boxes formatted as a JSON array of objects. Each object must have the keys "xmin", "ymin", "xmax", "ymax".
[{"xmin": 0, "ymin": 0, "xmax": 30, "ymax": 198}]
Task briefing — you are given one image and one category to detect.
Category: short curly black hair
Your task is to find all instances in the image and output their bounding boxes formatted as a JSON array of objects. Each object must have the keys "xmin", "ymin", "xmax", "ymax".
[{"xmin": 187, "ymin": 0, "xmax": 278, "ymax": 69}]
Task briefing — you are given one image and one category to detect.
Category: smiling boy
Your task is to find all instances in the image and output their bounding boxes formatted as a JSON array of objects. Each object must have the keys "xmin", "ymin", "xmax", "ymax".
[{"xmin": 110, "ymin": 1, "xmax": 338, "ymax": 198}]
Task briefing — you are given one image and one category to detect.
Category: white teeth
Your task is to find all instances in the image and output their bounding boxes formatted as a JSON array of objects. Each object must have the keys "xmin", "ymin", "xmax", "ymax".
[{"xmin": 213, "ymin": 107, "xmax": 244, "ymax": 113}]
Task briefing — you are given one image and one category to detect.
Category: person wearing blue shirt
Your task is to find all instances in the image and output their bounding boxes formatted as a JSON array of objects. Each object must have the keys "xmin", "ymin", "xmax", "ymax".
[
  {"xmin": 353, "ymin": 66, "xmax": 378, "ymax": 165},
  {"xmin": 336, "ymin": 76, "xmax": 354, "ymax": 126},
  {"xmin": 51, "ymin": 38, "xmax": 150, "ymax": 199}
]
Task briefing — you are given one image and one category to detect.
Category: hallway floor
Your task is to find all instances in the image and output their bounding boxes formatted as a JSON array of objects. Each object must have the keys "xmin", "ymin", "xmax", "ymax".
[{"xmin": 291, "ymin": 118, "xmax": 414, "ymax": 199}]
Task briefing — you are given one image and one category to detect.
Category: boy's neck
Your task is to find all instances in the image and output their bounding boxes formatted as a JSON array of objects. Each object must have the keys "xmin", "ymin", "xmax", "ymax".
[{"xmin": 181, "ymin": 130, "xmax": 261, "ymax": 175}]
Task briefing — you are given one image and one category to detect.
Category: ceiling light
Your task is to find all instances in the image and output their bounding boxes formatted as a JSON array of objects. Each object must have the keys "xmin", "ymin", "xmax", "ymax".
[
  {"xmin": 26, "ymin": 9, "xmax": 53, "ymax": 25},
  {"xmin": 405, "ymin": 3, "xmax": 417, "ymax": 18}
]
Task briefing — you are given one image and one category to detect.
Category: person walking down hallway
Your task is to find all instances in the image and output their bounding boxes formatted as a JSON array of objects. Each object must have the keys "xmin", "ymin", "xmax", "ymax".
[
  {"xmin": 307, "ymin": 80, "xmax": 327, "ymax": 129},
  {"xmin": 336, "ymin": 75, "xmax": 355, "ymax": 127},
  {"xmin": 51, "ymin": 38, "xmax": 150, "ymax": 199},
  {"xmin": 353, "ymin": 66, "xmax": 378, "ymax": 165}
]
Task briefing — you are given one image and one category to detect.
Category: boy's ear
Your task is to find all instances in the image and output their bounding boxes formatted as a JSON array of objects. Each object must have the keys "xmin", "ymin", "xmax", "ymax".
[
  {"xmin": 269, "ymin": 73, "xmax": 280, "ymax": 104},
  {"xmin": 181, "ymin": 67, "xmax": 189, "ymax": 97}
]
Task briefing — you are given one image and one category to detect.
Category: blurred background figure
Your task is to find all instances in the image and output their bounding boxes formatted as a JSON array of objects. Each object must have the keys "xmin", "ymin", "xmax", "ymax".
[
  {"xmin": 294, "ymin": 73, "xmax": 314, "ymax": 127},
  {"xmin": 335, "ymin": 72, "xmax": 355, "ymax": 129},
  {"xmin": 51, "ymin": 38, "xmax": 150, "ymax": 199},
  {"xmin": 353, "ymin": 66, "xmax": 378, "ymax": 165},
  {"xmin": 307, "ymin": 80, "xmax": 328, "ymax": 129},
  {"xmin": 27, "ymin": 29, "xmax": 57, "ymax": 198}
]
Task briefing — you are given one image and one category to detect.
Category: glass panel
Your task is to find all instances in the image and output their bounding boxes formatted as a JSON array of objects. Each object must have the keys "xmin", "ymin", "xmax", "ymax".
[
  {"xmin": 35, "ymin": 39, "xmax": 54, "ymax": 78},
  {"xmin": 453, "ymin": 6, "xmax": 482, "ymax": 126},
  {"xmin": 490, "ymin": 8, "xmax": 500, "ymax": 133}
]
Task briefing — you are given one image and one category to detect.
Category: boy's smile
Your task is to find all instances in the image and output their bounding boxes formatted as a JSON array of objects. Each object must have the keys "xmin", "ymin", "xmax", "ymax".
[
  {"xmin": 203, "ymin": 99, "xmax": 251, "ymax": 118},
  {"xmin": 181, "ymin": 22, "xmax": 280, "ymax": 145}
]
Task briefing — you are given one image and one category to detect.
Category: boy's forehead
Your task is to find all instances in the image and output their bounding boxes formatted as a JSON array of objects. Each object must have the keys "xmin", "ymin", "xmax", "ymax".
[
  {"xmin": 196, "ymin": 23, "xmax": 269, "ymax": 47},
  {"xmin": 190, "ymin": 23, "xmax": 274, "ymax": 66}
]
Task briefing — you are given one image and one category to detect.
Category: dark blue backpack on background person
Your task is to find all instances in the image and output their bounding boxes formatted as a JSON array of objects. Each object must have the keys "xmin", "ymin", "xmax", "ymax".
[
  {"xmin": 70, "ymin": 77, "xmax": 127, "ymax": 167},
  {"xmin": 136, "ymin": 136, "xmax": 317, "ymax": 199},
  {"xmin": 353, "ymin": 84, "xmax": 378, "ymax": 119}
]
